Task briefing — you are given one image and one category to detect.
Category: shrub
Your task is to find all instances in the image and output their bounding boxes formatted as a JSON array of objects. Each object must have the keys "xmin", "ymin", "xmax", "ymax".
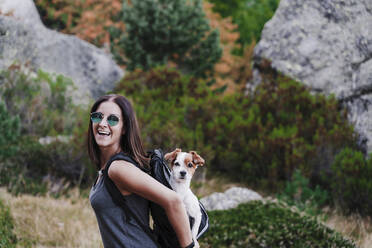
[
  {"xmin": 329, "ymin": 147, "xmax": 372, "ymax": 216},
  {"xmin": 0, "ymin": 101, "xmax": 20, "ymax": 161},
  {"xmin": 34, "ymin": 0, "xmax": 123, "ymax": 46},
  {"xmin": 204, "ymin": 2, "xmax": 255, "ymax": 93},
  {"xmin": 0, "ymin": 198, "xmax": 17, "ymax": 247},
  {"xmin": 114, "ymin": 67, "xmax": 357, "ymax": 190},
  {"xmin": 277, "ymin": 169, "xmax": 329, "ymax": 217},
  {"xmin": 0, "ymin": 66, "xmax": 92, "ymax": 195},
  {"xmin": 208, "ymin": 0, "xmax": 280, "ymax": 47},
  {"xmin": 110, "ymin": 0, "xmax": 222, "ymax": 78},
  {"xmin": 207, "ymin": 74, "xmax": 357, "ymax": 189},
  {"xmin": 0, "ymin": 66, "xmax": 75, "ymax": 136},
  {"xmin": 114, "ymin": 67, "xmax": 217, "ymax": 163},
  {"xmin": 199, "ymin": 201, "xmax": 356, "ymax": 247}
]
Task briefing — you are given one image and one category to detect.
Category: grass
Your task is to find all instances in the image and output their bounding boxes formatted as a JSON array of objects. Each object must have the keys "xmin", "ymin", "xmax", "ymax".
[
  {"xmin": 0, "ymin": 196, "xmax": 17, "ymax": 247},
  {"xmin": 0, "ymin": 187, "xmax": 102, "ymax": 248},
  {"xmin": 1, "ymin": 183, "xmax": 372, "ymax": 247},
  {"xmin": 324, "ymin": 209, "xmax": 372, "ymax": 248}
]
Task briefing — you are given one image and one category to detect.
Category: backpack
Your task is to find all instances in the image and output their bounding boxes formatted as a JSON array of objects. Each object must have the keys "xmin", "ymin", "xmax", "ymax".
[{"xmin": 103, "ymin": 149, "xmax": 209, "ymax": 248}]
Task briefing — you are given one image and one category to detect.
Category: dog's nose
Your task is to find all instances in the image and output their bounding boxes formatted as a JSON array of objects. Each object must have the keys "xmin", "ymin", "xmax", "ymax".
[{"xmin": 180, "ymin": 171, "xmax": 186, "ymax": 177}]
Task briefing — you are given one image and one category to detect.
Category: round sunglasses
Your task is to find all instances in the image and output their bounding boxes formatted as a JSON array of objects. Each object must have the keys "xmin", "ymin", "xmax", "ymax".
[{"xmin": 90, "ymin": 112, "xmax": 120, "ymax": 126}]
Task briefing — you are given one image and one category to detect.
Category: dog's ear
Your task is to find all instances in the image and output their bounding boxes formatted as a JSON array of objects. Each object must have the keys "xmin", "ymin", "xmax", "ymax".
[
  {"xmin": 190, "ymin": 151, "xmax": 205, "ymax": 167},
  {"xmin": 164, "ymin": 148, "xmax": 182, "ymax": 163}
]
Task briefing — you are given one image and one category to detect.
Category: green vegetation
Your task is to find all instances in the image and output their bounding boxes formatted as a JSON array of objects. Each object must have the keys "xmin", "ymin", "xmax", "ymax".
[
  {"xmin": 200, "ymin": 201, "xmax": 356, "ymax": 247},
  {"xmin": 0, "ymin": 68, "xmax": 75, "ymax": 136},
  {"xmin": 0, "ymin": 67, "xmax": 92, "ymax": 195},
  {"xmin": 329, "ymin": 148, "xmax": 372, "ymax": 216},
  {"xmin": 277, "ymin": 169, "xmax": 329, "ymax": 217},
  {"xmin": 114, "ymin": 66, "xmax": 216, "ymax": 159},
  {"xmin": 0, "ymin": 198, "xmax": 17, "ymax": 247},
  {"xmin": 109, "ymin": 0, "xmax": 222, "ymax": 78},
  {"xmin": 8, "ymin": 0, "xmax": 372, "ymax": 230},
  {"xmin": 209, "ymin": 0, "xmax": 280, "ymax": 47},
  {"xmin": 114, "ymin": 67, "xmax": 357, "ymax": 190},
  {"xmin": 0, "ymin": 101, "xmax": 20, "ymax": 162}
]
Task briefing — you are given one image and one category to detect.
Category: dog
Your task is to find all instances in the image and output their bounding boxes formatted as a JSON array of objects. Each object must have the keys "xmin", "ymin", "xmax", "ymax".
[{"xmin": 164, "ymin": 148, "xmax": 205, "ymax": 248}]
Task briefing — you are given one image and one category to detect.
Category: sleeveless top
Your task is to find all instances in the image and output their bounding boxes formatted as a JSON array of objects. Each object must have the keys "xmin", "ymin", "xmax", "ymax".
[{"xmin": 89, "ymin": 157, "xmax": 158, "ymax": 248}]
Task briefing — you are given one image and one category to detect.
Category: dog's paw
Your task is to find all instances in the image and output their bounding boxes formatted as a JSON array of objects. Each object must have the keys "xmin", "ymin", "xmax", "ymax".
[{"xmin": 194, "ymin": 240, "xmax": 200, "ymax": 248}]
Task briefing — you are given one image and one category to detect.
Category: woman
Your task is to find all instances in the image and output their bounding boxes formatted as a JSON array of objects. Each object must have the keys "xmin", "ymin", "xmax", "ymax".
[{"xmin": 88, "ymin": 94, "xmax": 194, "ymax": 248}]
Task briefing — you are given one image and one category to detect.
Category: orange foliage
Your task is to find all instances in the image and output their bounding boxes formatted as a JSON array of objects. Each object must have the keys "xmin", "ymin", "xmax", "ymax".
[
  {"xmin": 71, "ymin": 0, "xmax": 124, "ymax": 47},
  {"xmin": 35, "ymin": 0, "xmax": 124, "ymax": 48},
  {"xmin": 204, "ymin": 2, "xmax": 254, "ymax": 94}
]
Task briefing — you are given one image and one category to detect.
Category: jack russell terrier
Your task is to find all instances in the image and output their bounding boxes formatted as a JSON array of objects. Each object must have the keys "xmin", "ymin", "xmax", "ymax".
[{"xmin": 164, "ymin": 148, "xmax": 205, "ymax": 248}]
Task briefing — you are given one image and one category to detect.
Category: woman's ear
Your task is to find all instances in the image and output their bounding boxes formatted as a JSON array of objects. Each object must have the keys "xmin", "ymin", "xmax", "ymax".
[{"xmin": 164, "ymin": 148, "xmax": 182, "ymax": 163}]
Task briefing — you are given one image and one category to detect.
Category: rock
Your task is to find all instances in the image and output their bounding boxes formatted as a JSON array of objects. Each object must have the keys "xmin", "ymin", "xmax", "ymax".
[
  {"xmin": 0, "ymin": 0, "xmax": 124, "ymax": 104},
  {"xmin": 254, "ymin": 0, "xmax": 372, "ymax": 153},
  {"xmin": 0, "ymin": 0, "xmax": 42, "ymax": 26},
  {"xmin": 200, "ymin": 187, "xmax": 262, "ymax": 211},
  {"xmin": 39, "ymin": 135, "xmax": 73, "ymax": 145}
]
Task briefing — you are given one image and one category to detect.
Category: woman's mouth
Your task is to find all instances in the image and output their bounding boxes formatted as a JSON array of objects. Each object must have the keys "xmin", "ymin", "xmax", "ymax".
[{"xmin": 97, "ymin": 130, "xmax": 111, "ymax": 136}]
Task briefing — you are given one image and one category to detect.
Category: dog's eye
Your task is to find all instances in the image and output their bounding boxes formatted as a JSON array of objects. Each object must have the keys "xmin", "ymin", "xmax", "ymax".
[
  {"xmin": 188, "ymin": 163, "xmax": 193, "ymax": 168},
  {"xmin": 174, "ymin": 162, "xmax": 180, "ymax": 166}
]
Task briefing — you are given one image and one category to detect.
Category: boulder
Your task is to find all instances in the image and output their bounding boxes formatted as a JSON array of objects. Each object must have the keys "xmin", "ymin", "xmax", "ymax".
[
  {"xmin": 0, "ymin": 0, "xmax": 124, "ymax": 104},
  {"xmin": 254, "ymin": 0, "xmax": 372, "ymax": 153},
  {"xmin": 200, "ymin": 187, "xmax": 262, "ymax": 211}
]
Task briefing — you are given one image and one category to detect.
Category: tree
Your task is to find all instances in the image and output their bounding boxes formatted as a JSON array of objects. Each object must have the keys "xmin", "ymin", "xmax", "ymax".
[{"xmin": 110, "ymin": 0, "xmax": 222, "ymax": 78}]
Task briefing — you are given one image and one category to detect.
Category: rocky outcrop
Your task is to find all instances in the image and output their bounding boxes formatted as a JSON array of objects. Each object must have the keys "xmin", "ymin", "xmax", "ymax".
[
  {"xmin": 0, "ymin": 0, "xmax": 124, "ymax": 104},
  {"xmin": 200, "ymin": 187, "xmax": 262, "ymax": 211},
  {"xmin": 254, "ymin": 0, "xmax": 372, "ymax": 153}
]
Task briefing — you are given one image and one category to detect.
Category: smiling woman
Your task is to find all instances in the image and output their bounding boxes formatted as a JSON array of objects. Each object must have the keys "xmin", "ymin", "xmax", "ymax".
[
  {"xmin": 86, "ymin": 94, "xmax": 195, "ymax": 248},
  {"xmin": 90, "ymin": 101, "xmax": 124, "ymax": 159}
]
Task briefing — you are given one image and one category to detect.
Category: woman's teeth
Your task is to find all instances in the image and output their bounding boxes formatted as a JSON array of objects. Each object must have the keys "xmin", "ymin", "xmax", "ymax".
[{"xmin": 98, "ymin": 131, "xmax": 110, "ymax": 136}]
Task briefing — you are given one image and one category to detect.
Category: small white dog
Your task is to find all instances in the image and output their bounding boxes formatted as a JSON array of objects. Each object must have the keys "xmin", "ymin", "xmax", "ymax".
[{"xmin": 164, "ymin": 148, "xmax": 205, "ymax": 248}]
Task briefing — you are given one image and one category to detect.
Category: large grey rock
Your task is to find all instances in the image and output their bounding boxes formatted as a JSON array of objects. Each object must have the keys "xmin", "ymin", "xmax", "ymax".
[
  {"xmin": 0, "ymin": 0, "xmax": 42, "ymax": 26},
  {"xmin": 200, "ymin": 187, "xmax": 262, "ymax": 211},
  {"xmin": 254, "ymin": 0, "xmax": 372, "ymax": 153},
  {"xmin": 0, "ymin": 0, "xmax": 124, "ymax": 103}
]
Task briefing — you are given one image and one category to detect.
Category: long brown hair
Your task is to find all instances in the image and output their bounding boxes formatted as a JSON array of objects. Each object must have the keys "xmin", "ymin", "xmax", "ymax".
[{"xmin": 87, "ymin": 94, "xmax": 149, "ymax": 170}]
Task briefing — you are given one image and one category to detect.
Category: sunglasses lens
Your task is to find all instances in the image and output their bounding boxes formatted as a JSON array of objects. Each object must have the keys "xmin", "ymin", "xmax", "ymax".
[
  {"xmin": 107, "ymin": 115, "xmax": 119, "ymax": 126},
  {"xmin": 91, "ymin": 112, "xmax": 103, "ymax": 123}
]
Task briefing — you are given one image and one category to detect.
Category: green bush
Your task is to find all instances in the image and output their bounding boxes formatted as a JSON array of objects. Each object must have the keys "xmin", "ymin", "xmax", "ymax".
[
  {"xmin": 199, "ymin": 201, "xmax": 356, "ymax": 247},
  {"xmin": 0, "ymin": 198, "xmax": 17, "ymax": 247},
  {"xmin": 0, "ymin": 101, "xmax": 20, "ymax": 161},
  {"xmin": 209, "ymin": 74, "xmax": 357, "ymax": 189},
  {"xmin": 0, "ymin": 67, "xmax": 75, "ymax": 136},
  {"xmin": 114, "ymin": 67, "xmax": 217, "ymax": 162},
  {"xmin": 0, "ymin": 67, "xmax": 92, "ymax": 195},
  {"xmin": 277, "ymin": 169, "xmax": 329, "ymax": 217},
  {"xmin": 110, "ymin": 0, "xmax": 222, "ymax": 78},
  {"xmin": 209, "ymin": 0, "xmax": 280, "ymax": 47},
  {"xmin": 114, "ymin": 67, "xmax": 357, "ymax": 190},
  {"xmin": 330, "ymin": 147, "xmax": 372, "ymax": 216}
]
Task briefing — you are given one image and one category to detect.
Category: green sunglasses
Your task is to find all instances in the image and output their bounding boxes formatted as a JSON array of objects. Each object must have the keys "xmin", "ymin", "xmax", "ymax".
[{"xmin": 90, "ymin": 112, "xmax": 120, "ymax": 126}]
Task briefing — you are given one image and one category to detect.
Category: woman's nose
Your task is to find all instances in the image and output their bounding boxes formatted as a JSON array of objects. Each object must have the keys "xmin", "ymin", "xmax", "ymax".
[{"xmin": 98, "ymin": 117, "xmax": 108, "ymax": 127}]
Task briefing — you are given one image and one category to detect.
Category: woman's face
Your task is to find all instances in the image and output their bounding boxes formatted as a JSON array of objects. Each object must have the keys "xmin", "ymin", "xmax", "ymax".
[{"xmin": 92, "ymin": 101, "xmax": 124, "ymax": 153}]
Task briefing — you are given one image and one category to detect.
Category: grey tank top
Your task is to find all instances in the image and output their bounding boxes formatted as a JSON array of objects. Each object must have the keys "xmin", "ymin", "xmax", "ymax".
[{"xmin": 89, "ymin": 167, "xmax": 157, "ymax": 248}]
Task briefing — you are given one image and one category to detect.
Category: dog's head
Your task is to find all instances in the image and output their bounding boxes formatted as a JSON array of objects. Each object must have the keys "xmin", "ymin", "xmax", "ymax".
[{"xmin": 164, "ymin": 148, "xmax": 205, "ymax": 183}]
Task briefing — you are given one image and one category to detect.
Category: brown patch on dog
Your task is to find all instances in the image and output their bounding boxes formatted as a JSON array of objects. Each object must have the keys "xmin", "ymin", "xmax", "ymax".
[
  {"xmin": 190, "ymin": 151, "xmax": 205, "ymax": 167},
  {"xmin": 164, "ymin": 148, "xmax": 182, "ymax": 165},
  {"xmin": 183, "ymin": 154, "xmax": 197, "ymax": 174}
]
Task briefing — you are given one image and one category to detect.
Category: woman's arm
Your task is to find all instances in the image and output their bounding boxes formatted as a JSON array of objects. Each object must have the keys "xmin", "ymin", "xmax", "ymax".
[{"xmin": 108, "ymin": 160, "xmax": 193, "ymax": 247}]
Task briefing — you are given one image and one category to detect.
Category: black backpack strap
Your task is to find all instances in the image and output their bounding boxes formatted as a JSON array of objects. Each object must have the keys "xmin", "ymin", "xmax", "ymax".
[{"xmin": 102, "ymin": 153, "xmax": 162, "ymax": 248}]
